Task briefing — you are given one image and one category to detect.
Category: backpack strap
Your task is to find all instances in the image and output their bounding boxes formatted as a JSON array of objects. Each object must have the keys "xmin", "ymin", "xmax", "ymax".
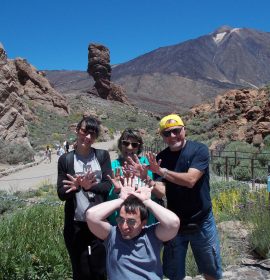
[
  {"xmin": 93, "ymin": 148, "xmax": 105, "ymax": 164},
  {"xmin": 65, "ymin": 151, "xmax": 75, "ymax": 173}
]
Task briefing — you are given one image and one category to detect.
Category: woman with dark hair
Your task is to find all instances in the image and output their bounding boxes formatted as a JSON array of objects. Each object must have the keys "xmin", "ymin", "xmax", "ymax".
[
  {"xmin": 57, "ymin": 116, "xmax": 112, "ymax": 280},
  {"xmin": 107, "ymin": 128, "xmax": 165, "ymax": 225}
]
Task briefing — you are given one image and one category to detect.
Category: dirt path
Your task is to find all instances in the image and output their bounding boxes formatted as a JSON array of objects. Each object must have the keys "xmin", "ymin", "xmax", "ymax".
[{"xmin": 0, "ymin": 136, "xmax": 119, "ymax": 193}]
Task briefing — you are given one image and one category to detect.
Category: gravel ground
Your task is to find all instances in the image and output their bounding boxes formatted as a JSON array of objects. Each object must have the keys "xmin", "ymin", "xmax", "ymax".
[{"xmin": 0, "ymin": 137, "xmax": 119, "ymax": 193}]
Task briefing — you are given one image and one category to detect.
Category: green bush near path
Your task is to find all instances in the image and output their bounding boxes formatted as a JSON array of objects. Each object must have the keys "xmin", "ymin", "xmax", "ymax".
[{"xmin": 0, "ymin": 204, "xmax": 71, "ymax": 279}]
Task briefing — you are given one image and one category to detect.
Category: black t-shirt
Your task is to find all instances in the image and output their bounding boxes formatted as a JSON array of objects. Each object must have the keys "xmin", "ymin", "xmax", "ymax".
[{"xmin": 154, "ymin": 140, "xmax": 211, "ymax": 225}]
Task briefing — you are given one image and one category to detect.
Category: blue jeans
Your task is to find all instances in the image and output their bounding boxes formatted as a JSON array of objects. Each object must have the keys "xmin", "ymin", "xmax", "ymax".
[{"xmin": 163, "ymin": 211, "xmax": 222, "ymax": 280}]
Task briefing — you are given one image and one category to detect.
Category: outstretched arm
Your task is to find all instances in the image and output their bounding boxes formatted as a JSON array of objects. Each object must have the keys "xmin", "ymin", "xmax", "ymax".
[
  {"xmin": 86, "ymin": 198, "xmax": 123, "ymax": 240},
  {"xmin": 147, "ymin": 152, "xmax": 204, "ymax": 189},
  {"xmin": 144, "ymin": 199, "xmax": 180, "ymax": 241}
]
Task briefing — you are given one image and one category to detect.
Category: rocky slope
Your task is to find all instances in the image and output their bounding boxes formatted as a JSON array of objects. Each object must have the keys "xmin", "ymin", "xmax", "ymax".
[
  {"xmin": 0, "ymin": 43, "xmax": 69, "ymax": 147},
  {"xmin": 188, "ymin": 87, "xmax": 270, "ymax": 148}
]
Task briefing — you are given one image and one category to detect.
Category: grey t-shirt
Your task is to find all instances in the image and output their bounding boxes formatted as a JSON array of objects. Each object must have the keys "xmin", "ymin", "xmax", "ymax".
[
  {"xmin": 105, "ymin": 224, "xmax": 163, "ymax": 280},
  {"xmin": 73, "ymin": 150, "xmax": 103, "ymax": 221}
]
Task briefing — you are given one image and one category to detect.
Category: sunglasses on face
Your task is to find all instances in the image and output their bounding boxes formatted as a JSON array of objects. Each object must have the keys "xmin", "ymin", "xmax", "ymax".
[
  {"xmin": 116, "ymin": 216, "xmax": 137, "ymax": 227},
  {"xmin": 78, "ymin": 128, "xmax": 96, "ymax": 136},
  {"xmin": 121, "ymin": 140, "xmax": 140, "ymax": 148},
  {"xmin": 162, "ymin": 127, "xmax": 183, "ymax": 138}
]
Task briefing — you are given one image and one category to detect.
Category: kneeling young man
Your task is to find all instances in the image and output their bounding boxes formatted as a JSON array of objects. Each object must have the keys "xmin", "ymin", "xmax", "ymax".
[{"xmin": 86, "ymin": 179, "xmax": 180, "ymax": 280}]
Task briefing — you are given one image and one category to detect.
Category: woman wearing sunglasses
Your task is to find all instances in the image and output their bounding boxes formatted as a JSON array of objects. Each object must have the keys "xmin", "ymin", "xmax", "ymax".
[
  {"xmin": 107, "ymin": 128, "xmax": 165, "ymax": 225},
  {"xmin": 57, "ymin": 116, "xmax": 112, "ymax": 280}
]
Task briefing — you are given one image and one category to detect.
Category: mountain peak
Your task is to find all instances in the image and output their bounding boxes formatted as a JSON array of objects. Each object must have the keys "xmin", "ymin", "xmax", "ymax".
[
  {"xmin": 212, "ymin": 25, "xmax": 242, "ymax": 44},
  {"xmin": 213, "ymin": 25, "xmax": 234, "ymax": 34}
]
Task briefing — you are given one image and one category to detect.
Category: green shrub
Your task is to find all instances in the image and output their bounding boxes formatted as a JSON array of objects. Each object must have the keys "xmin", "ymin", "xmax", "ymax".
[
  {"xmin": 0, "ymin": 204, "xmax": 71, "ymax": 279},
  {"xmin": 257, "ymin": 147, "xmax": 270, "ymax": 166},
  {"xmin": 0, "ymin": 141, "xmax": 34, "ymax": 164},
  {"xmin": 232, "ymin": 166, "xmax": 251, "ymax": 181},
  {"xmin": 263, "ymin": 135, "xmax": 270, "ymax": 147},
  {"xmin": 212, "ymin": 180, "xmax": 270, "ymax": 261},
  {"xmin": 240, "ymin": 190, "xmax": 270, "ymax": 258}
]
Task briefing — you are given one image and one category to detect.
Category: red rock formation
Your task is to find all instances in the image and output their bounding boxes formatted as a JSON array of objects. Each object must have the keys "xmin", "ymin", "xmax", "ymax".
[
  {"xmin": 87, "ymin": 43, "xmax": 128, "ymax": 104},
  {"xmin": 0, "ymin": 43, "xmax": 69, "ymax": 146},
  {"xmin": 190, "ymin": 88, "xmax": 270, "ymax": 147}
]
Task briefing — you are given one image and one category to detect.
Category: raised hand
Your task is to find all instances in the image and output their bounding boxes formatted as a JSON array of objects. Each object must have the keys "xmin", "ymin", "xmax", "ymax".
[
  {"xmin": 63, "ymin": 173, "xmax": 81, "ymax": 193},
  {"xmin": 108, "ymin": 168, "xmax": 123, "ymax": 194},
  {"xmin": 119, "ymin": 177, "xmax": 136, "ymax": 200},
  {"xmin": 132, "ymin": 185, "xmax": 153, "ymax": 202},
  {"xmin": 79, "ymin": 170, "xmax": 97, "ymax": 190},
  {"xmin": 146, "ymin": 152, "xmax": 162, "ymax": 174},
  {"xmin": 122, "ymin": 161, "xmax": 136, "ymax": 178},
  {"xmin": 126, "ymin": 154, "xmax": 149, "ymax": 180}
]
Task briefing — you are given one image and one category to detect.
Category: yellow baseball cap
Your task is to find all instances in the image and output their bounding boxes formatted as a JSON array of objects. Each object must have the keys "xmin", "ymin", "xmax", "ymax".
[{"xmin": 159, "ymin": 114, "xmax": 184, "ymax": 131}]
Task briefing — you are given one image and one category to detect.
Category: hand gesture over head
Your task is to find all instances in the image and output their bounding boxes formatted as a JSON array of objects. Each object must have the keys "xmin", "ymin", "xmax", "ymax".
[
  {"xmin": 119, "ymin": 177, "xmax": 136, "ymax": 200},
  {"xmin": 132, "ymin": 185, "xmax": 153, "ymax": 202}
]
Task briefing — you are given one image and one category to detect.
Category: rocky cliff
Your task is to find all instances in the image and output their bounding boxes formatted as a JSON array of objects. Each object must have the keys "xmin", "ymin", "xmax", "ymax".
[
  {"xmin": 189, "ymin": 87, "xmax": 270, "ymax": 148},
  {"xmin": 0, "ymin": 43, "xmax": 69, "ymax": 146}
]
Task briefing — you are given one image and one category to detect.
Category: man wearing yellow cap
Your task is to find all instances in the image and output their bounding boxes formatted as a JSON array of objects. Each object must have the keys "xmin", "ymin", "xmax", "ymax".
[{"xmin": 146, "ymin": 114, "xmax": 222, "ymax": 280}]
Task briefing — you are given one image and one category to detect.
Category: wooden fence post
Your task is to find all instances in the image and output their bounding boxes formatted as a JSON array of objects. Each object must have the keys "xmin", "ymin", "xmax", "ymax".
[
  {"xmin": 251, "ymin": 158, "xmax": 255, "ymax": 189},
  {"xmin": 267, "ymin": 162, "xmax": 270, "ymax": 209},
  {"xmin": 225, "ymin": 156, "xmax": 229, "ymax": 181}
]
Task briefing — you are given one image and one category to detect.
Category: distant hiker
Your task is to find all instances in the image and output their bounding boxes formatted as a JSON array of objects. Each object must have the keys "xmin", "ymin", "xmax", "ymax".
[{"xmin": 45, "ymin": 145, "xmax": 52, "ymax": 163}]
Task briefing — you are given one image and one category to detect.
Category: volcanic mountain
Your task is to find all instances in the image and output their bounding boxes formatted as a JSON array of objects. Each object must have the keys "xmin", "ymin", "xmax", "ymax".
[{"xmin": 46, "ymin": 26, "xmax": 270, "ymax": 113}]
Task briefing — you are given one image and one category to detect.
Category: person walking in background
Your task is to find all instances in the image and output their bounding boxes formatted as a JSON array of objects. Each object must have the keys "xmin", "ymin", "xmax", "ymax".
[
  {"xmin": 86, "ymin": 177, "xmax": 180, "ymax": 280},
  {"xmin": 45, "ymin": 145, "xmax": 52, "ymax": 163},
  {"xmin": 107, "ymin": 128, "xmax": 165, "ymax": 225},
  {"xmin": 146, "ymin": 114, "xmax": 222, "ymax": 280},
  {"xmin": 57, "ymin": 116, "xmax": 112, "ymax": 280}
]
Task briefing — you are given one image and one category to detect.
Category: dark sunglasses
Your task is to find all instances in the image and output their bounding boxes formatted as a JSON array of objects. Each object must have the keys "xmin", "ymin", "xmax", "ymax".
[
  {"xmin": 121, "ymin": 140, "xmax": 140, "ymax": 148},
  {"xmin": 79, "ymin": 128, "xmax": 96, "ymax": 136},
  {"xmin": 116, "ymin": 216, "xmax": 137, "ymax": 227},
  {"xmin": 162, "ymin": 127, "xmax": 183, "ymax": 137}
]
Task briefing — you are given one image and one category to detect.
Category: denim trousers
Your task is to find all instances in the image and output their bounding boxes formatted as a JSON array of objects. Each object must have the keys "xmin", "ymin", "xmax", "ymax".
[{"xmin": 163, "ymin": 210, "xmax": 222, "ymax": 280}]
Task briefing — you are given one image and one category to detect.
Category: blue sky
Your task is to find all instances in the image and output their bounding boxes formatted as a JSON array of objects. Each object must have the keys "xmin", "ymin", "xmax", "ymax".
[{"xmin": 1, "ymin": 0, "xmax": 269, "ymax": 70}]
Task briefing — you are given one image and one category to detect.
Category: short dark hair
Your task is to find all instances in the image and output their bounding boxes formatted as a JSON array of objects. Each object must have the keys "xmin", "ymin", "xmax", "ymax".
[
  {"xmin": 118, "ymin": 128, "xmax": 143, "ymax": 154},
  {"xmin": 76, "ymin": 116, "xmax": 101, "ymax": 138},
  {"xmin": 120, "ymin": 195, "xmax": 148, "ymax": 222}
]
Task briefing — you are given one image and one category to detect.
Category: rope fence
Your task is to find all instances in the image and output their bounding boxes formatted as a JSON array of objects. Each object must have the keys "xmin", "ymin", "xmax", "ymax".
[{"xmin": 0, "ymin": 194, "xmax": 63, "ymax": 206}]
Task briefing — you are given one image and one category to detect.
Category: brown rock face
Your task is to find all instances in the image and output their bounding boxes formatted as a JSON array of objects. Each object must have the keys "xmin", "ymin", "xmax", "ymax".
[
  {"xmin": 0, "ymin": 43, "xmax": 69, "ymax": 146},
  {"xmin": 190, "ymin": 88, "xmax": 270, "ymax": 146},
  {"xmin": 87, "ymin": 43, "xmax": 128, "ymax": 103},
  {"xmin": 14, "ymin": 58, "xmax": 69, "ymax": 114}
]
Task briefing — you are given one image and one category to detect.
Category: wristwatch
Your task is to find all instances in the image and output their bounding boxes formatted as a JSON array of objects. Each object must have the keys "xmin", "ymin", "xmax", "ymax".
[{"xmin": 161, "ymin": 168, "xmax": 168, "ymax": 179}]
